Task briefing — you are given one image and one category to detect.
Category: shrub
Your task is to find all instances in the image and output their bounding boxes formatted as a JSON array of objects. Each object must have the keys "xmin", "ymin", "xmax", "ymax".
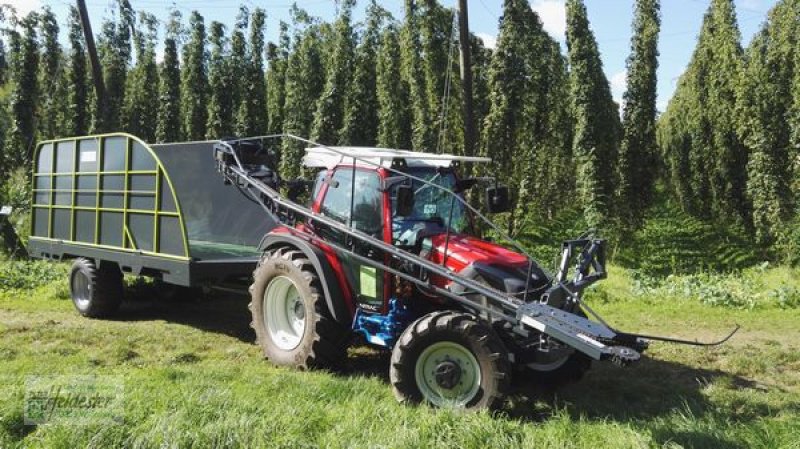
[{"xmin": 0, "ymin": 260, "xmax": 67, "ymax": 291}]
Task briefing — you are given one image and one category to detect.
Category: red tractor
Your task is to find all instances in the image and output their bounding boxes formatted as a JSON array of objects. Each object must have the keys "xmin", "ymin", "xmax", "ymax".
[{"xmin": 217, "ymin": 137, "xmax": 674, "ymax": 409}]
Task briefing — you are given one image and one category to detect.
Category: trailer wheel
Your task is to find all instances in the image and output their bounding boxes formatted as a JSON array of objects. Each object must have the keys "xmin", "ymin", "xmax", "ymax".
[
  {"xmin": 69, "ymin": 258, "xmax": 123, "ymax": 318},
  {"xmin": 249, "ymin": 248, "xmax": 349, "ymax": 370},
  {"xmin": 390, "ymin": 311, "xmax": 510, "ymax": 409}
]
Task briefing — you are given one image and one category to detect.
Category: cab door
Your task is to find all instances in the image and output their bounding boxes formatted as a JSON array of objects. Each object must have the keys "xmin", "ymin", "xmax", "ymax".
[{"xmin": 315, "ymin": 167, "xmax": 388, "ymax": 312}]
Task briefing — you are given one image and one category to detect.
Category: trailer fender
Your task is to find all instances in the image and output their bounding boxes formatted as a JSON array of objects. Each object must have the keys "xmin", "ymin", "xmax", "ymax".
[{"xmin": 260, "ymin": 233, "xmax": 352, "ymax": 324}]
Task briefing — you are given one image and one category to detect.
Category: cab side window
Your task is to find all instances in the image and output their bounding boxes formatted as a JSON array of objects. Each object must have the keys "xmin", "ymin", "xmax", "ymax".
[
  {"xmin": 310, "ymin": 169, "xmax": 328, "ymax": 208},
  {"xmin": 320, "ymin": 169, "xmax": 383, "ymax": 237}
]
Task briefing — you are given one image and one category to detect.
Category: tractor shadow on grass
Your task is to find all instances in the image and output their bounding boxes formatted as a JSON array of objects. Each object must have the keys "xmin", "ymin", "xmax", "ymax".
[{"xmin": 112, "ymin": 282, "xmax": 256, "ymax": 343}]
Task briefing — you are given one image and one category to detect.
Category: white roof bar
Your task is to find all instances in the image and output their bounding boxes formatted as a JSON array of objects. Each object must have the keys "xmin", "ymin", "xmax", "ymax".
[{"xmin": 303, "ymin": 146, "xmax": 492, "ymax": 169}]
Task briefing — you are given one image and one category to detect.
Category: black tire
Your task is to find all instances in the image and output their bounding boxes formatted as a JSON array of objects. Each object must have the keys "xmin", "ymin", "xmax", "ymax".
[
  {"xmin": 69, "ymin": 258, "xmax": 123, "ymax": 318},
  {"xmin": 522, "ymin": 306, "xmax": 592, "ymax": 385},
  {"xmin": 249, "ymin": 247, "xmax": 349, "ymax": 370},
  {"xmin": 525, "ymin": 351, "xmax": 592, "ymax": 385},
  {"xmin": 390, "ymin": 311, "xmax": 511, "ymax": 409}
]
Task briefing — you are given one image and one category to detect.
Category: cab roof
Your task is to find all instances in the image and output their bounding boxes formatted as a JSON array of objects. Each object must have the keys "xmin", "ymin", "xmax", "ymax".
[{"xmin": 303, "ymin": 146, "xmax": 492, "ymax": 170}]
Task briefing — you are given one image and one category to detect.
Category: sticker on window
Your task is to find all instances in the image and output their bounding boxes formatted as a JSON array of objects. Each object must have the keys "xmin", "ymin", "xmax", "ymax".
[
  {"xmin": 423, "ymin": 204, "xmax": 437, "ymax": 215},
  {"xmin": 80, "ymin": 151, "xmax": 97, "ymax": 163},
  {"xmin": 360, "ymin": 265, "xmax": 377, "ymax": 299}
]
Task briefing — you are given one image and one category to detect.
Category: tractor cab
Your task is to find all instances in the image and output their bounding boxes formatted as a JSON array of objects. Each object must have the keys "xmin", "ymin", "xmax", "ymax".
[{"xmin": 301, "ymin": 147, "xmax": 543, "ymax": 323}]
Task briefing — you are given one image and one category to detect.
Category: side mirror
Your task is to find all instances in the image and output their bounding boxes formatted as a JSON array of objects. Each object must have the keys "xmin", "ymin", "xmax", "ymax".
[
  {"xmin": 485, "ymin": 185, "xmax": 511, "ymax": 214},
  {"xmin": 395, "ymin": 185, "xmax": 415, "ymax": 216},
  {"xmin": 455, "ymin": 178, "xmax": 478, "ymax": 193}
]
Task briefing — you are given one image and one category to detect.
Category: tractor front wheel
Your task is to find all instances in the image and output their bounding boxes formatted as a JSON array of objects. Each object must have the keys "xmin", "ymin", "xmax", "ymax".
[
  {"xmin": 390, "ymin": 311, "xmax": 511, "ymax": 409},
  {"xmin": 249, "ymin": 248, "xmax": 349, "ymax": 370}
]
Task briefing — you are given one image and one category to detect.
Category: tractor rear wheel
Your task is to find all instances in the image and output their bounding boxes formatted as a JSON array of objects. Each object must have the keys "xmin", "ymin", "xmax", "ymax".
[
  {"xmin": 69, "ymin": 258, "xmax": 123, "ymax": 318},
  {"xmin": 249, "ymin": 247, "xmax": 349, "ymax": 370},
  {"xmin": 390, "ymin": 311, "xmax": 511, "ymax": 409}
]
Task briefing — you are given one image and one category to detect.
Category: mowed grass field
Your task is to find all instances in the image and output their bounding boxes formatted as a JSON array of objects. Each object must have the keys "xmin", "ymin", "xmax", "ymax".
[{"xmin": 0, "ymin": 262, "xmax": 799, "ymax": 448}]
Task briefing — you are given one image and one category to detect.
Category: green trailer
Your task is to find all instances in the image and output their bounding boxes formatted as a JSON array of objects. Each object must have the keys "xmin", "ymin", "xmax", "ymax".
[{"xmin": 27, "ymin": 133, "xmax": 275, "ymax": 314}]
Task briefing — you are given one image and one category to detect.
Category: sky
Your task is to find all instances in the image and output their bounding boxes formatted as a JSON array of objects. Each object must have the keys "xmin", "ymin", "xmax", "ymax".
[{"xmin": 0, "ymin": 0, "xmax": 780, "ymax": 111}]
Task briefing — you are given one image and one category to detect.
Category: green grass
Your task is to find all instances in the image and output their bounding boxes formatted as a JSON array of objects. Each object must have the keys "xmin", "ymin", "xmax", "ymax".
[{"xmin": 1, "ymin": 262, "xmax": 799, "ymax": 448}]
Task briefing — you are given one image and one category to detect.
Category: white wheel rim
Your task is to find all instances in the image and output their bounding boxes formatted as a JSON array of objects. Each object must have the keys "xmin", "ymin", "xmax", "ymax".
[
  {"xmin": 414, "ymin": 341, "xmax": 481, "ymax": 407},
  {"xmin": 72, "ymin": 271, "xmax": 91, "ymax": 309},
  {"xmin": 263, "ymin": 276, "xmax": 306, "ymax": 351}
]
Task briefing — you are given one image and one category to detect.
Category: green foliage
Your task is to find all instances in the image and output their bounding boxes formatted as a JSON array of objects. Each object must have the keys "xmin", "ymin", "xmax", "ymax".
[
  {"xmin": 181, "ymin": 11, "xmax": 208, "ymax": 141},
  {"xmin": 0, "ymin": 37, "xmax": 6, "ymax": 85},
  {"xmin": 482, "ymin": 0, "xmax": 574, "ymax": 234},
  {"xmin": 236, "ymin": 7, "xmax": 267, "ymax": 137},
  {"xmin": 155, "ymin": 9, "xmax": 183, "ymax": 143},
  {"xmin": 615, "ymin": 196, "xmax": 757, "ymax": 276},
  {"xmin": 266, "ymin": 21, "xmax": 290, "ymax": 137},
  {"xmin": 339, "ymin": 0, "xmax": 387, "ymax": 146},
  {"xmin": 660, "ymin": 0, "xmax": 748, "ymax": 227},
  {"xmin": 376, "ymin": 24, "xmax": 412, "ymax": 149},
  {"xmin": 94, "ymin": 0, "xmax": 134, "ymax": 133},
  {"xmin": 0, "ymin": 167, "xmax": 32, "ymax": 244},
  {"xmin": 401, "ymin": 0, "xmax": 432, "ymax": 151},
  {"xmin": 122, "ymin": 12, "xmax": 159, "ymax": 142},
  {"xmin": 630, "ymin": 263, "xmax": 800, "ymax": 310},
  {"xmin": 63, "ymin": 6, "xmax": 88, "ymax": 137},
  {"xmin": 420, "ymin": 0, "xmax": 462, "ymax": 155},
  {"xmin": 566, "ymin": 0, "xmax": 621, "ymax": 231},
  {"xmin": 617, "ymin": 0, "xmax": 660, "ymax": 230},
  {"xmin": 280, "ymin": 8, "xmax": 325, "ymax": 179},
  {"xmin": 36, "ymin": 7, "xmax": 60, "ymax": 140},
  {"xmin": 2, "ymin": 14, "xmax": 38, "ymax": 177},
  {"xmin": 0, "ymin": 260, "xmax": 66, "ymax": 291},
  {"xmin": 311, "ymin": 0, "xmax": 356, "ymax": 145},
  {"xmin": 736, "ymin": 2, "xmax": 799, "ymax": 246},
  {"xmin": 206, "ymin": 21, "xmax": 234, "ymax": 139}
]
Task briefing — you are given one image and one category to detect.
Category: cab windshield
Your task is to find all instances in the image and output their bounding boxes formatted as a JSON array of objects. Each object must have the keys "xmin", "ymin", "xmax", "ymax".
[{"xmin": 391, "ymin": 167, "xmax": 468, "ymax": 235}]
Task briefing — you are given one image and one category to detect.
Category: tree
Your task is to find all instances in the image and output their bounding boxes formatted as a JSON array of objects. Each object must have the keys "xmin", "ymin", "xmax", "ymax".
[
  {"xmin": 156, "ymin": 9, "xmax": 183, "ymax": 143},
  {"xmin": 0, "ymin": 37, "xmax": 6, "ymax": 85},
  {"xmin": 63, "ymin": 6, "xmax": 89, "ymax": 136},
  {"xmin": 736, "ymin": 1, "xmax": 799, "ymax": 245},
  {"xmin": 281, "ymin": 8, "xmax": 325, "ymax": 179},
  {"xmin": 792, "ymin": 31, "xmax": 800, "ymax": 198},
  {"xmin": 94, "ymin": 0, "xmax": 134, "ymax": 132},
  {"xmin": 311, "ymin": 0, "xmax": 356, "ymax": 145},
  {"xmin": 659, "ymin": 0, "xmax": 747, "ymax": 226},
  {"xmin": 3, "ymin": 14, "xmax": 39, "ymax": 175},
  {"xmin": 181, "ymin": 11, "xmax": 208, "ymax": 141},
  {"xmin": 122, "ymin": 12, "xmax": 159, "ymax": 142},
  {"xmin": 420, "ymin": 0, "xmax": 461, "ymax": 154},
  {"xmin": 566, "ymin": 0, "xmax": 621, "ymax": 230},
  {"xmin": 229, "ymin": 7, "xmax": 248, "ymax": 129},
  {"xmin": 402, "ymin": 0, "xmax": 431, "ymax": 151},
  {"xmin": 469, "ymin": 35, "xmax": 492, "ymax": 152},
  {"xmin": 236, "ymin": 7, "xmax": 267, "ymax": 136},
  {"xmin": 617, "ymin": 0, "xmax": 660, "ymax": 229},
  {"xmin": 376, "ymin": 24, "xmax": 412, "ymax": 149},
  {"xmin": 482, "ymin": 0, "xmax": 573, "ymax": 230},
  {"xmin": 37, "ymin": 6, "xmax": 61, "ymax": 140},
  {"xmin": 339, "ymin": 1, "xmax": 388, "ymax": 146},
  {"xmin": 482, "ymin": 0, "xmax": 537, "ymax": 205},
  {"xmin": 206, "ymin": 21, "xmax": 234, "ymax": 139},
  {"xmin": 266, "ymin": 21, "xmax": 290, "ymax": 136}
]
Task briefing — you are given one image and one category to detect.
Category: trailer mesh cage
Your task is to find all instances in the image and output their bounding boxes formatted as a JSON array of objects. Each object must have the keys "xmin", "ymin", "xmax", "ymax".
[
  {"xmin": 28, "ymin": 133, "xmax": 272, "ymax": 285},
  {"xmin": 31, "ymin": 134, "xmax": 188, "ymax": 258}
]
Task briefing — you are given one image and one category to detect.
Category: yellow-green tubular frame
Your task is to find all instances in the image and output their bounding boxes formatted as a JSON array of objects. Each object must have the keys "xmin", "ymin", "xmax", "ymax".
[{"xmin": 29, "ymin": 132, "xmax": 190, "ymax": 261}]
